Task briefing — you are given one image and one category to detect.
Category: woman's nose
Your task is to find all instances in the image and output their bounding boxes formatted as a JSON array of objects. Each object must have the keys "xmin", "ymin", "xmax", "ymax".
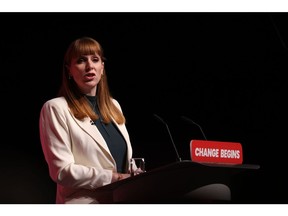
[{"xmin": 86, "ymin": 60, "xmax": 94, "ymax": 70}]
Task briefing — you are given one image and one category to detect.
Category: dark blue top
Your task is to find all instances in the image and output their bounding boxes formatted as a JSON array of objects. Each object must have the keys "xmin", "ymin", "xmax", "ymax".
[{"xmin": 86, "ymin": 95, "xmax": 127, "ymax": 173}]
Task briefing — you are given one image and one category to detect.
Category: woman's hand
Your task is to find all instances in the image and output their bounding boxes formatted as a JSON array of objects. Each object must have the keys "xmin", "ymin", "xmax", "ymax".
[
  {"xmin": 133, "ymin": 168, "xmax": 145, "ymax": 175},
  {"xmin": 112, "ymin": 172, "xmax": 131, "ymax": 182}
]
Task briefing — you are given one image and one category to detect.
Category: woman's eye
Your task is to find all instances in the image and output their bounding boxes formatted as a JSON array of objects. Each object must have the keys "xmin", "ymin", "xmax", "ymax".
[
  {"xmin": 92, "ymin": 58, "xmax": 99, "ymax": 62},
  {"xmin": 76, "ymin": 58, "xmax": 85, "ymax": 64}
]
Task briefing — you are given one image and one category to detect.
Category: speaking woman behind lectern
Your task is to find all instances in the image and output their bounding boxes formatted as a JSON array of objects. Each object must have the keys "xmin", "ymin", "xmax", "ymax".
[{"xmin": 39, "ymin": 37, "xmax": 142, "ymax": 204}]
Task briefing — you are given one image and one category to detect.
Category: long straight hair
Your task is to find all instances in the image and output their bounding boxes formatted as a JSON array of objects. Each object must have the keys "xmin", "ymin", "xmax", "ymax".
[{"xmin": 58, "ymin": 37, "xmax": 125, "ymax": 124}]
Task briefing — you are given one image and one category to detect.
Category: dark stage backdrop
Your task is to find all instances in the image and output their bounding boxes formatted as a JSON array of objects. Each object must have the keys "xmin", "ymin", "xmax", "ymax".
[{"xmin": 0, "ymin": 12, "xmax": 287, "ymax": 204}]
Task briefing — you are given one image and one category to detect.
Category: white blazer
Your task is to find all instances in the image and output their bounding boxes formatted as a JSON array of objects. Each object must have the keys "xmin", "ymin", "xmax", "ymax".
[{"xmin": 39, "ymin": 96, "xmax": 133, "ymax": 204}]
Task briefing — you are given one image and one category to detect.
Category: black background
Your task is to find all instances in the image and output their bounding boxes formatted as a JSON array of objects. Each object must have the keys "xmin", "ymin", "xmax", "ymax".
[{"xmin": 0, "ymin": 12, "xmax": 287, "ymax": 204}]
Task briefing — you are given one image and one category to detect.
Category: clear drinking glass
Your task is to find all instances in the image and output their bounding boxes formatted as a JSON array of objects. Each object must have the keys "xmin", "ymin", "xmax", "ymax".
[{"xmin": 129, "ymin": 158, "xmax": 145, "ymax": 177}]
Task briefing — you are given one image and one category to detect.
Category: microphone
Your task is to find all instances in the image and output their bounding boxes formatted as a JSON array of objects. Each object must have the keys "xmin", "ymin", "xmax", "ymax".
[
  {"xmin": 153, "ymin": 114, "xmax": 182, "ymax": 162},
  {"xmin": 180, "ymin": 116, "xmax": 208, "ymax": 140}
]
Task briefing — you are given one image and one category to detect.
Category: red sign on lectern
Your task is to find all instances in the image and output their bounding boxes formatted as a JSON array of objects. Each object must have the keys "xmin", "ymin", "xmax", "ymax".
[{"xmin": 190, "ymin": 140, "xmax": 243, "ymax": 164}]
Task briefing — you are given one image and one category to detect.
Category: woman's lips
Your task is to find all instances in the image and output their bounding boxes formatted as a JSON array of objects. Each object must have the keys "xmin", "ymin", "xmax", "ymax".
[{"xmin": 84, "ymin": 73, "xmax": 95, "ymax": 81}]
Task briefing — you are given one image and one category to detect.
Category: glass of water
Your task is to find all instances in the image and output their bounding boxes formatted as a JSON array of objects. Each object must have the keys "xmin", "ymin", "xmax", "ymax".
[{"xmin": 129, "ymin": 158, "xmax": 145, "ymax": 177}]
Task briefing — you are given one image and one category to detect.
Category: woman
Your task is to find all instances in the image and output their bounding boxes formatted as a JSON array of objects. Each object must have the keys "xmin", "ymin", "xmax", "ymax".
[{"xmin": 39, "ymin": 37, "xmax": 139, "ymax": 204}]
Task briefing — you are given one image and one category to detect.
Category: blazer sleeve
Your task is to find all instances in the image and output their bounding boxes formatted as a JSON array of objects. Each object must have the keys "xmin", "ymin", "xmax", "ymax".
[{"xmin": 39, "ymin": 98, "xmax": 113, "ymax": 190}]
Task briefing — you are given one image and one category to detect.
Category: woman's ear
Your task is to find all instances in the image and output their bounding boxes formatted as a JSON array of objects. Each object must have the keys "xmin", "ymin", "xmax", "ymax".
[
  {"xmin": 101, "ymin": 62, "xmax": 104, "ymax": 74},
  {"xmin": 65, "ymin": 64, "xmax": 70, "ymax": 75},
  {"xmin": 65, "ymin": 64, "xmax": 72, "ymax": 79}
]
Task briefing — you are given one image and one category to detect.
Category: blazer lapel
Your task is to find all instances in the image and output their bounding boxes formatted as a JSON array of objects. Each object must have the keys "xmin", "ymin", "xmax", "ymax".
[{"xmin": 71, "ymin": 114, "xmax": 112, "ymax": 157}]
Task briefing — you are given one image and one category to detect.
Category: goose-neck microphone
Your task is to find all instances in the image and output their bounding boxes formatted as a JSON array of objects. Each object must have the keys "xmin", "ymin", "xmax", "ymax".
[
  {"xmin": 180, "ymin": 116, "xmax": 208, "ymax": 140},
  {"xmin": 154, "ymin": 114, "xmax": 182, "ymax": 162}
]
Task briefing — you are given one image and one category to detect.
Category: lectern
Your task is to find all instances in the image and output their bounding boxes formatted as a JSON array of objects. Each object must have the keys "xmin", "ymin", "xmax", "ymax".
[{"xmin": 94, "ymin": 160, "xmax": 260, "ymax": 203}]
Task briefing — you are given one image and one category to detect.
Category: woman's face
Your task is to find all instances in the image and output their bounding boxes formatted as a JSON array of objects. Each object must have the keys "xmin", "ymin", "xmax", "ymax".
[{"xmin": 68, "ymin": 53, "xmax": 104, "ymax": 96}]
